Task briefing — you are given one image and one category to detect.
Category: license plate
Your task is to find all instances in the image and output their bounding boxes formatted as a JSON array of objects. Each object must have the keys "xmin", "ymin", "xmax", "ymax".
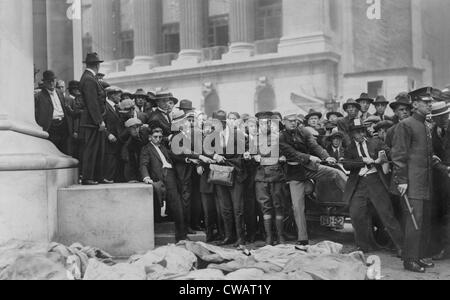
[{"xmin": 320, "ymin": 216, "xmax": 345, "ymax": 229}]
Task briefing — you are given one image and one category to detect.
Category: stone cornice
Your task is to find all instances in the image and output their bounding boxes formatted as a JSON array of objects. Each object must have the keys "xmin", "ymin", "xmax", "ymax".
[{"xmin": 107, "ymin": 51, "xmax": 341, "ymax": 86}]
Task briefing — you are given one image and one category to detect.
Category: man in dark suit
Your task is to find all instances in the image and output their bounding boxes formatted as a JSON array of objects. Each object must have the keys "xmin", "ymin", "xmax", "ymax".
[
  {"xmin": 342, "ymin": 119, "xmax": 403, "ymax": 255},
  {"xmin": 213, "ymin": 111, "xmax": 248, "ymax": 247},
  {"xmin": 337, "ymin": 99, "xmax": 361, "ymax": 147},
  {"xmin": 64, "ymin": 80, "xmax": 84, "ymax": 161},
  {"xmin": 326, "ymin": 131, "xmax": 345, "ymax": 162},
  {"xmin": 79, "ymin": 53, "xmax": 107, "ymax": 185},
  {"xmin": 35, "ymin": 70, "xmax": 71, "ymax": 154},
  {"xmin": 148, "ymin": 92, "xmax": 179, "ymax": 137},
  {"xmin": 140, "ymin": 123, "xmax": 187, "ymax": 242},
  {"xmin": 104, "ymin": 86, "xmax": 124, "ymax": 183},
  {"xmin": 356, "ymin": 93, "xmax": 374, "ymax": 122},
  {"xmin": 133, "ymin": 89, "xmax": 150, "ymax": 124}
]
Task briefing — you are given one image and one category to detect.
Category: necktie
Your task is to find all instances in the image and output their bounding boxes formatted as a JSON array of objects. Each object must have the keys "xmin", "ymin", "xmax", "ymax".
[{"xmin": 359, "ymin": 142, "xmax": 369, "ymax": 158}]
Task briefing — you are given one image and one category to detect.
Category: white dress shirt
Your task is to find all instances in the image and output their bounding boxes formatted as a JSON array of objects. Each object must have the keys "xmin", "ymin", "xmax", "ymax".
[
  {"xmin": 355, "ymin": 140, "xmax": 377, "ymax": 177},
  {"xmin": 152, "ymin": 143, "xmax": 173, "ymax": 169},
  {"xmin": 47, "ymin": 89, "xmax": 64, "ymax": 120}
]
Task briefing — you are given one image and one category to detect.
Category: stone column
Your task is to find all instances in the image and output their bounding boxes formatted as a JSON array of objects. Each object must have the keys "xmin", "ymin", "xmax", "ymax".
[
  {"xmin": 173, "ymin": 0, "xmax": 207, "ymax": 66},
  {"xmin": 223, "ymin": 0, "xmax": 256, "ymax": 60},
  {"xmin": 278, "ymin": 0, "xmax": 333, "ymax": 55},
  {"xmin": 127, "ymin": 0, "xmax": 161, "ymax": 72},
  {"xmin": 0, "ymin": 0, "xmax": 78, "ymax": 244},
  {"xmin": 91, "ymin": 0, "xmax": 117, "ymax": 73}
]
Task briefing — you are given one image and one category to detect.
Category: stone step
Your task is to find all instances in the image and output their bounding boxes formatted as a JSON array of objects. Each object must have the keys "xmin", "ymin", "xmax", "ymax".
[{"xmin": 154, "ymin": 222, "xmax": 206, "ymax": 246}]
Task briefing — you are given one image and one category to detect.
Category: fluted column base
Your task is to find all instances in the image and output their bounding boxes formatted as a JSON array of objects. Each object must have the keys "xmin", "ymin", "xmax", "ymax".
[
  {"xmin": 278, "ymin": 32, "xmax": 333, "ymax": 56},
  {"xmin": 172, "ymin": 49, "xmax": 203, "ymax": 67},
  {"xmin": 222, "ymin": 42, "xmax": 255, "ymax": 60},
  {"xmin": 126, "ymin": 56, "xmax": 159, "ymax": 72}
]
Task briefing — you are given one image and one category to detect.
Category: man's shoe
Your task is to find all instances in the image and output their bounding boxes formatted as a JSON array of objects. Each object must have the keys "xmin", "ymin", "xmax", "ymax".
[
  {"xmin": 296, "ymin": 240, "xmax": 309, "ymax": 246},
  {"xmin": 404, "ymin": 261, "xmax": 426, "ymax": 273},
  {"xmin": 186, "ymin": 228, "xmax": 196, "ymax": 235},
  {"xmin": 217, "ymin": 238, "xmax": 234, "ymax": 246},
  {"xmin": 82, "ymin": 180, "xmax": 98, "ymax": 186},
  {"xmin": 433, "ymin": 249, "xmax": 450, "ymax": 261},
  {"xmin": 101, "ymin": 179, "xmax": 114, "ymax": 184},
  {"xmin": 418, "ymin": 258, "xmax": 435, "ymax": 268}
]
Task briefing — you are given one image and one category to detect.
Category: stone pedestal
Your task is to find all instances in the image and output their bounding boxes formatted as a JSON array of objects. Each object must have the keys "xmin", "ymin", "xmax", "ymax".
[
  {"xmin": 57, "ymin": 184, "xmax": 154, "ymax": 257},
  {"xmin": 278, "ymin": 0, "xmax": 334, "ymax": 56},
  {"xmin": 0, "ymin": 0, "xmax": 78, "ymax": 244}
]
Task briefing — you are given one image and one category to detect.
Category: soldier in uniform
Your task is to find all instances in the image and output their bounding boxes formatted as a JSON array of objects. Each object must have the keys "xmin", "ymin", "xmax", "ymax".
[
  {"xmin": 253, "ymin": 112, "xmax": 287, "ymax": 245},
  {"xmin": 392, "ymin": 87, "xmax": 436, "ymax": 273}
]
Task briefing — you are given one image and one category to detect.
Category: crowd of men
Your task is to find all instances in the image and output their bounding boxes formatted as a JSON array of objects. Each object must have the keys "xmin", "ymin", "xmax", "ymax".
[{"xmin": 34, "ymin": 53, "xmax": 450, "ymax": 274}]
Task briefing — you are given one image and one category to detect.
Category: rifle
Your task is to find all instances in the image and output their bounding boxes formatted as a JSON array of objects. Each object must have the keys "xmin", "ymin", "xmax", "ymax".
[{"xmin": 403, "ymin": 194, "xmax": 419, "ymax": 231}]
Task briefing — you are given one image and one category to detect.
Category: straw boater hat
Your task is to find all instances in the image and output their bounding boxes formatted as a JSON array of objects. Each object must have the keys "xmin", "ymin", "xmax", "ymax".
[{"xmin": 430, "ymin": 102, "xmax": 450, "ymax": 118}]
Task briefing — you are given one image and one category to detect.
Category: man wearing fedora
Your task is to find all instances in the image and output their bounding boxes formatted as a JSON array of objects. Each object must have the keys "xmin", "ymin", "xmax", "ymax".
[
  {"xmin": 356, "ymin": 93, "xmax": 374, "ymax": 122},
  {"xmin": 337, "ymin": 98, "xmax": 361, "ymax": 146},
  {"xmin": 35, "ymin": 70, "xmax": 71, "ymax": 154},
  {"xmin": 326, "ymin": 131, "xmax": 345, "ymax": 162},
  {"xmin": 392, "ymin": 87, "xmax": 436, "ymax": 273},
  {"xmin": 305, "ymin": 109, "xmax": 326, "ymax": 145},
  {"xmin": 373, "ymin": 96, "xmax": 394, "ymax": 122},
  {"xmin": 342, "ymin": 119, "xmax": 403, "ymax": 255},
  {"xmin": 132, "ymin": 89, "xmax": 150, "ymax": 124},
  {"xmin": 79, "ymin": 53, "xmax": 107, "ymax": 185},
  {"xmin": 385, "ymin": 92, "xmax": 413, "ymax": 149},
  {"xmin": 148, "ymin": 92, "xmax": 179, "ymax": 137},
  {"xmin": 65, "ymin": 80, "xmax": 84, "ymax": 160},
  {"xmin": 429, "ymin": 101, "xmax": 450, "ymax": 260}
]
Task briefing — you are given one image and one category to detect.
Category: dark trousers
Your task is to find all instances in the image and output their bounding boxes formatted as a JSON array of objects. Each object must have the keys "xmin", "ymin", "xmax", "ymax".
[
  {"xmin": 48, "ymin": 119, "xmax": 68, "ymax": 154},
  {"xmin": 201, "ymin": 192, "xmax": 217, "ymax": 236},
  {"xmin": 162, "ymin": 168, "xmax": 186, "ymax": 241},
  {"xmin": 123, "ymin": 147, "xmax": 140, "ymax": 182},
  {"xmin": 81, "ymin": 127, "xmax": 105, "ymax": 182},
  {"xmin": 175, "ymin": 163, "xmax": 194, "ymax": 229},
  {"xmin": 191, "ymin": 173, "xmax": 203, "ymax": 228},
  {"xmin": 402, "ymin": 199, "xmax": 431, "ymax": 261},
  {"xmin": 244, "ymin": 177, "xmax": 257, "ymax": 239},
  {"xmin": 216, "ymin": 182, "xmax": 245, "ymax": 241},
  {"xmin": 214, "ymin": 189, "xmax": 225, "ymax": 239},
  {"xmin": 104, "ymin": 153, "xmax": 119, "ymax": 182},
  {"xmin": 350, "ymin": 174, "xmax": 404, "ymax": 252}
]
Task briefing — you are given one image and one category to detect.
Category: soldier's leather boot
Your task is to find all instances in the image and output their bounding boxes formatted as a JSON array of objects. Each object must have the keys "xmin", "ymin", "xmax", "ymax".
[
  {"xmin": 264, "ymin": 219, "xmax": 273, "ymax": 246},
  {"xmin": 276, "ymin": 218, "xmax": 286, "ymax": 245}
]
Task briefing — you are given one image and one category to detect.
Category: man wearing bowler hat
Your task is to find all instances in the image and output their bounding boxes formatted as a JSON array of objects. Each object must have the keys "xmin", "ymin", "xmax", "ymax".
[
  {"xmin": 79, "ymin": 52, "xmax": 107, "ymax": 185},
  {"xmin": 392, "ymin": 87, "xmax": 437, "ymax": 273},
  {"xmin": 177, "ymin": 100, "xmax": 196, "ymax": 114},
  {"xmin": 35, "ymin": 70, "xmax": 71, "ymax": 154}
]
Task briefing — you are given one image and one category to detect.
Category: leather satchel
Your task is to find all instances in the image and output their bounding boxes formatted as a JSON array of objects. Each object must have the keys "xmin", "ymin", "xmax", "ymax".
[{"xmin": 208, "ymin": 164, "xmax": 235, "ymax": 187}]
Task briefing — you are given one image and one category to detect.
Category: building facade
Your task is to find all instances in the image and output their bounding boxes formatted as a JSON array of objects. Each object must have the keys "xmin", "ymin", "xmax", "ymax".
[{"xmin": 34, "ymin": 0, "xmax": 450, "ymax": 116}]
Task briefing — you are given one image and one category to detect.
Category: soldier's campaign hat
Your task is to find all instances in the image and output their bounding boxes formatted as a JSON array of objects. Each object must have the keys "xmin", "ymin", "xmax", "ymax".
[
  {"xmin": 343, "ymin": 98, "xmax": 361, "ymax": 111},
  {"xmin": 133, "ymin": 89, "xmax": 149, "ymax": 99},
  {"xmin": 255, "ymin": 111, "xmax": 274, "ymax": 120},
  {"xmin": 83, "ymin": 52, "xmax": 104, "ymax": 64},
  {"xmin": 42, "ymin": 70, "xmax": 57, "ymax": 81},
  {"xmin": 430, "ymin": 102, "xmax": 450, "ymax": 118},
  {"xmin": 177, "ymin": 100, "xmax": 196, "ymax": 111},
  {"xmin": 373, "ymin": 95, "xmax": 389, "ymax": 105},
  {"xmin": 326, "ymin": 111, "xmax": 343, "ymax": 120},
  {"xmin": 154, "ymin": 92, "xmax": 179, "ymax": 105},
  {"xmin": 409, "ymin": 87, "xmax": 437, "ymax": 102},
  {"xmin": 374, "ymin": 120, "xmax": 394, "ymax": 132},
  {"xmin": 390, "ymin": 92, "xmax": 412, "ymax": 110},
  {"xmin": 349, "ymin": 119, "xmax": 368, "ymax": 132},
  {"xmin": 356, "ymin": 93, "xmax": 374, "ymax": 104},
  {"xmin": 305, "ymin": 109, "xmax": 323, "ymax": 121}
]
